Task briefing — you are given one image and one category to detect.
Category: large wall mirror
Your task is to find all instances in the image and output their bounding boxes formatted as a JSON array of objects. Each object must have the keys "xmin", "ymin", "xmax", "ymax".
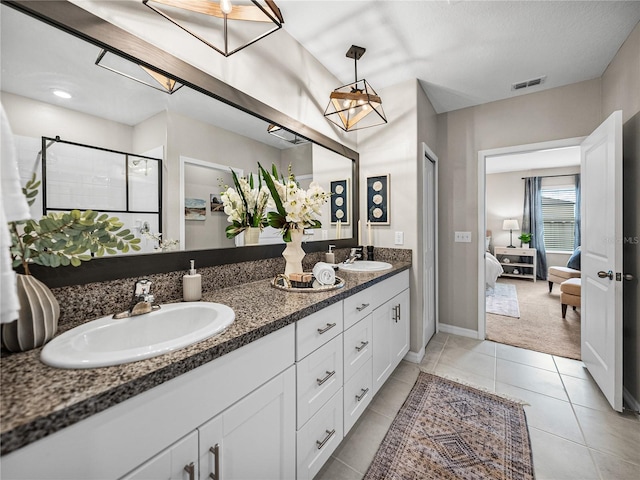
[{"xmin": 1, "ymin": 1, "xmax": 359, "ymax": 286}]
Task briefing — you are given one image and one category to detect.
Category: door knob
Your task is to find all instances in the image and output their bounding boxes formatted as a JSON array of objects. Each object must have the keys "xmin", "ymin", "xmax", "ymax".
[
  {"xmin": 623, "ymin": 273, "xmax": 635, "ymax": 281},
  {"xmin": 597, "ymin": 270, "xmax": 613, "ymax": 280}
]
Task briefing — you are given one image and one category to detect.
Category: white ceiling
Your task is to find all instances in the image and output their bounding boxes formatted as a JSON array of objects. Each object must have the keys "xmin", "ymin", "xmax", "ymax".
[{"xmin": 279, "ymin": 0, "xmax": 640, "ymax": 113}]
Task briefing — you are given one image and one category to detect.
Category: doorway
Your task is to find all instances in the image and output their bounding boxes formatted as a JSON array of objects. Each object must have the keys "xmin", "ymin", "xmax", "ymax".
[
  {"xmin": 422, "ymin": 143, "xmax": 437, "ymax": 348},
  {"xmin": 477, "ymin": 138, "xmax": 584, "ymax": 358}
]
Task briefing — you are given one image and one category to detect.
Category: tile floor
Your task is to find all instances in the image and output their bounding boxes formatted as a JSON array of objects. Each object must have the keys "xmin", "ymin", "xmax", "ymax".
[{"xmin": 314, "ymin": 332, "xmax": 640, "ymax": 480}]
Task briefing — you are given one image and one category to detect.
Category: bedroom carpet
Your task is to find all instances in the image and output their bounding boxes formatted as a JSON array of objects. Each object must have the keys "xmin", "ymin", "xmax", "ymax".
[
  {"xmin": 363, "ymin": 372, "xmax": 534, "ymax": 480},
  {"xmin": 486, "ymin": 278, "xmax": 581, "ymax": 360},
  {"xmin": 486, "ymin": 283, "xmax": 520, "ymax": 318}
]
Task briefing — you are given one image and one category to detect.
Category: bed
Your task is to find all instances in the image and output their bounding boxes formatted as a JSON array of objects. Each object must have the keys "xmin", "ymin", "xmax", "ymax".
[
  {"xmin": 485, "ymin": 230, "xmax": 503, "ymax": 288},
  {"xmin": 486, "ymin": 252, "xmax": 503, "ymax": 288}
]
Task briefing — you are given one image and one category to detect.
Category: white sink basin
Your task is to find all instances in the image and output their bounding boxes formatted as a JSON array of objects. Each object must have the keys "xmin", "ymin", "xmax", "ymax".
[
  {"xmin": 41, "ymin": 302, "xmax": 235, "ymax": 369},
  {"xmin": 339, "ymin": 261, "xmax": 393, "ymax": 272}
]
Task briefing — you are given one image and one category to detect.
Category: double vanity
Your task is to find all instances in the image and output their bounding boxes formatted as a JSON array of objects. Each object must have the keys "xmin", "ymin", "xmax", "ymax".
[{"xmin": 1, "ymin": 261, "xmax": 411, "ymax": 479}]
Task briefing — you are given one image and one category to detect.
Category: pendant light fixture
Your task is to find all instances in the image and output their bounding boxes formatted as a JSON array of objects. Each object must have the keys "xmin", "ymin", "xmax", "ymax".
[
  {"xmin": 142, "ymin": 0, "xmax": 284, "ymax": 57},
  {"xmin": 324, "ymin": 45, "xmax": 387, "ymax": 132},
  {"xmin": 95, "ymin": 49, "xmax": 183, "ymax": 94}
]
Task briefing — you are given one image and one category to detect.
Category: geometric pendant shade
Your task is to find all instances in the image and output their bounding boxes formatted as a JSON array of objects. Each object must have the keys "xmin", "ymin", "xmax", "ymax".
[
  {"xmin": 95, "ymin": 49, "xmax": 183, "ymax": 94},
  {"xmin": 324, "ymin": 45, "xmax": 387, "ymax": 132},
  {"xmin": 142, "ymin": 0, "xmax": 284, "ymax": 57}
]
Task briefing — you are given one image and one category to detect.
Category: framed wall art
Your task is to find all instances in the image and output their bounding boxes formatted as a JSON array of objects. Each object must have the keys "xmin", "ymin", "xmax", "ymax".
[
  {"xmin": 330, "ymin": 179, "xmax": 350, "ymax": 224},
  {"xmin": 367, "ymin": 174, "xmax": 390, "ymax": 225},
  {"xmin": 185, "ymin": 197, "xmax": 206, "ymax": 220}
]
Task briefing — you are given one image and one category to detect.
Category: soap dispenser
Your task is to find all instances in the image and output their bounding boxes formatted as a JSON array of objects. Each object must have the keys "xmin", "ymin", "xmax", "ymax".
[
  {"xmin": 183, "ymin": 260, "xmax": 202, "ymax": 302},
  {"xmin": 325, "ymin": 245, "xmax": 336, "ymax": 264}
]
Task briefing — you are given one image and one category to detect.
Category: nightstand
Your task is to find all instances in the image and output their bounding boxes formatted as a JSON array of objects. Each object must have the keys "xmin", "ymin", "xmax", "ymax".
[{"xmin": 495, "ymin": 247, "xmax": 537, "ymax": 282}]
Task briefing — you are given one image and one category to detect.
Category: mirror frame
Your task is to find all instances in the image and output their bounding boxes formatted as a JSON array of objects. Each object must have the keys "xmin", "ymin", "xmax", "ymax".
[{"xmin": 4, "ymin": 0, "xmax": 359, "ymax": 288}]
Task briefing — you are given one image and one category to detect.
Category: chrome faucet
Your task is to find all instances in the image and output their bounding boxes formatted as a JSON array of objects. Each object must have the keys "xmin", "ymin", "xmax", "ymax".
[
  {"xmin": 113, "ymin": 279, "xmax": 160, "ymax": 319},
  {"xmin": 344, "ymin": 248, "xmax": 362, "ymax": 264}
]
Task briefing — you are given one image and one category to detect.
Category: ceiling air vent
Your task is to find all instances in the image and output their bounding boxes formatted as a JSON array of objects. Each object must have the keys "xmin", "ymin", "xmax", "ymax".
[{"xmin": 511, "ymin": 75, "xmax": 547, "ymax": 91}]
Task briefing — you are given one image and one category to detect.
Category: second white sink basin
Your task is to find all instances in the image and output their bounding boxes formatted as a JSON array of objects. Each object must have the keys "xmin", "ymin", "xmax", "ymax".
[
  {"xmin": 339, "ymin": 261, "xmax": 393, "ymax": 272},
  {"xmin": 41, "ymin": 302, "xmax": 235, "ymax": 369}
]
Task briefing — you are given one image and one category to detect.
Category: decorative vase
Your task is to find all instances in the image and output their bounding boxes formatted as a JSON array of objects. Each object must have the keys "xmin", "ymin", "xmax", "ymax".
[
  {"xmin": 1, "ymin": 274, "xmax": 60, "ymax": 352},
  {"xmin": 522, "ymin": 243, "xmax": 530, "ymax": 249},
  {"xmin": 244, "ymin": 226, "xmax": 261, "ymax": 245},
  {"xmin": 283, "ymin": 229, "xmax": 305, "ymax": 276}
]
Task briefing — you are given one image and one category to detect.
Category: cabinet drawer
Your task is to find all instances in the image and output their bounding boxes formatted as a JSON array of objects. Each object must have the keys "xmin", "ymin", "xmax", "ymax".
[
  {"xmin": 369, "ymin": 270, "xmax": 410, "ymax": 308},
  {"xmin": 296, "ymin": 335, "xmax": 343, "ymax": 428},
  {"xmin": 495, "ymin": 247, "xmax": 533, "ymax": 256},
  {"xmin": 296, "ymin": 302, "xmax": 343, "ymax": 361},
  {"xmin": 343, "ymin": 288, "xmax": 374, "ymax": 330},
  {"xmin": 296, "ymin": 388, "xmax": 344, "ymax": 480},
  {"xmin": 343, "ymin": 315, "xmax": 372, "ymax": 382},
  {"xmin": 343, "ymin": 360, "xmax": 373, "ymax": 434}
]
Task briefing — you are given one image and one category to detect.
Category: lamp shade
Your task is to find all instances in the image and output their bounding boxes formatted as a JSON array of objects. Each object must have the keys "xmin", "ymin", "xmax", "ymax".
[{"xmin": 503, "ymin": 219, "xmax": 520, "ymax": 231}]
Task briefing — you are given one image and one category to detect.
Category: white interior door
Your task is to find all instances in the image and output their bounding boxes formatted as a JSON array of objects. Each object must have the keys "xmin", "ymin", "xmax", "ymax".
[
  {"xmin": 580, "ymin": 110, "xmax": 623, "ymax": 412},
  {"xmin": 423, "ymin": 148, "xmax": 437, "ymax": 345}
]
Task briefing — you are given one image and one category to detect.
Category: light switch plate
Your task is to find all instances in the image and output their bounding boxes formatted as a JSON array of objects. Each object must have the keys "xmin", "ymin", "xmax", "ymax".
[
  {"xmin": 394, "ymin": 231, "xmax": 404, "ymax": 245},
  {"xmin": 454, "ymin": 231, "xmax": 472, "ymax": 243}
]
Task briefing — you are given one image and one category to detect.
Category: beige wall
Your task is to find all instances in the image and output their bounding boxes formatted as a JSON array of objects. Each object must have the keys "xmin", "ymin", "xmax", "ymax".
[
  {"xmin": 436, "ymin": 79, "xmax": 602, "ymax": 331},
  {"xmin": 603, "ymin": 20, "xmax": 640, "ymax": 407},
  {"xmin": 602, "ymin": 22, "xmax": 640, "ymax": 123}
]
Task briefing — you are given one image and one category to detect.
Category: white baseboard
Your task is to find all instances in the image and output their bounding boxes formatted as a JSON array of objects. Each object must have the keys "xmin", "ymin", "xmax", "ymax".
[
  {"xmin": 623, "ymin": 386, "xmax": 640, "ymax": 413},
  {"xmin": 438, "ymin": 323, "xmax": 480, "ymax": 339},
  {"xmin": 404, "ymin": 348, "xmax": 425, "ymax": 364}
]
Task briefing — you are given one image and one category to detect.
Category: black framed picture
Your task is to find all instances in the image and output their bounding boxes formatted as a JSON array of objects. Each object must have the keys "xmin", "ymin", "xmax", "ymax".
[
  {"xmin": 330, "ymin": 179, "xmax": 350, "ymax": 224},
  {"xmin": 367, "ymin": 174, "xmax": 390, "ymax": 225}
]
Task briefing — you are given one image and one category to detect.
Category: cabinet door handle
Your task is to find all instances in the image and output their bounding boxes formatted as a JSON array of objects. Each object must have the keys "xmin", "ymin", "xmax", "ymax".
[
  {"xmin": 184, "ymin": 462, "xmax": 195, "ymax": 480},
  {"xmin": 356, "ymin": 303, "xmax": 370, "ymax": 312},
  {"xmin": 316, "ymin": 429, "xmax": 336, "ymax": 449},
  {"xmin": 209, "ymin": 444, "xmax": 220, "ymax": 480},
  {"xmin": 397, "ymin": 304, "xmax": 401, "ymax": 321},
  {"xmin": 392, "ymin": 305, "xmax": 398, "ymax": 322},
  {"xmin": 316, "ymin": 370, "xmax": 336, "ymax": 385},
  {"xmin": 356, "ymin": 387, "xmax": 370, "ymax": 402},
  {"xmin": 317, "ymin": 323, "xmax": 336, "ymax": 334},
  {"xmin": 355, "ymin": 340, "xmax": 369, "ymax": 352}
]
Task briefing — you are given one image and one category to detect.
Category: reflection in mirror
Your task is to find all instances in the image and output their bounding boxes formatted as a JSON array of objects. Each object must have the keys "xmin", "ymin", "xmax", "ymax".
[{"xmin": 1, "ymin": 3, "xmax": 354, "ymax": 259}]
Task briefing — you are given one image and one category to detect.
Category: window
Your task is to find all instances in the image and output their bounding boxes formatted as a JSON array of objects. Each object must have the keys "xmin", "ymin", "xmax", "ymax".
[{"xmin": 541, "ymin": 186, "xmax": 576, "ymax": 251}]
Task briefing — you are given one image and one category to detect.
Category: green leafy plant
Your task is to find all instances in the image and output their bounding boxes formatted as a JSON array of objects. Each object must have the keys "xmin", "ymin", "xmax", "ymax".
[
  {"xmin": 220, "ymin": 168, "xmax": 269, "ymax": 239},
  {"xmin": 257, "ymin": 163, "xmax": 330, "ymax": 242},
  {"xmin": 8, "ymin": 174, "xmax": 141, "ymax": 275},
  {"xmin": 518, "ymin": 233, "xmax": 532, "ymax": 244}
]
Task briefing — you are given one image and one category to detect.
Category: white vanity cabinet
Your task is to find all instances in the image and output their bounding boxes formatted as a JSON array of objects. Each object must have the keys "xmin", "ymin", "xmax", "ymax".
[
  {"xmin": 197, "ymin": 366, "xmax": 296, "ymax": 480},
  {"xmin": 121, "ymin": 431, "xmax": 198, "ymax": 480},
  {"xmin": 2, "ymin": 268, "xmax": 411, "ymax": 480},
  {"xmin": 372, "ymin": 275, "xmax": 411, "ymax": 395}
]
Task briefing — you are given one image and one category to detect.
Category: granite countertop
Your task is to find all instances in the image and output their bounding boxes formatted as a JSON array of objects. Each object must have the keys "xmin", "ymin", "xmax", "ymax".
[{"xmin": 0, "ymin": 262, "xmax": 410, "ymax": 455}]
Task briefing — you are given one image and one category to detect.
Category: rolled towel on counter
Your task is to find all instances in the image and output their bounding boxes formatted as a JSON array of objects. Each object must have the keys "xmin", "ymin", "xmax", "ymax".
[{"xmin": 312, "ymin": 262, "xmax": 336, "ymax": 286}]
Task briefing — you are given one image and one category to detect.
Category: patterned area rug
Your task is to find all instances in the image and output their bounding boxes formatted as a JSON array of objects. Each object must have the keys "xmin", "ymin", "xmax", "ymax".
[
  {"xmin": 486, "ymin": 283, "xmax": 521, "ymax": 318},
  {"xmin": 364, "ymin": 372, "xmax": 535, "ymax": 480}
]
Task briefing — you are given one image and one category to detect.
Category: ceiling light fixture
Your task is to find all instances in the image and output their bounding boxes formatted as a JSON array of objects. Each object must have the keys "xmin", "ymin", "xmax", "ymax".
[
  {"xmin": 51, "ymin": 89, "xmax": 72, "ymax": 99},
  {"xmin": 142, "ymin": 0, "xmax": 284, "ymax": 57},
  {"xmin": 95, "ymin": 49, "xmax": 183, "ymax": 94},
  {"xmin": 267, "ymin": 124, "xmax": 309, "ymax": 145},
  {"xmin": 324, "ymin": 45, "xmax": 387, "ymax": 132}
]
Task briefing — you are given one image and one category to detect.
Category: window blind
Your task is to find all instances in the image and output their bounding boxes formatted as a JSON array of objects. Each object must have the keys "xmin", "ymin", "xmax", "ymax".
[{"xmin": 541, "ymin": 187, "xmax": 576, "ymax": 251}]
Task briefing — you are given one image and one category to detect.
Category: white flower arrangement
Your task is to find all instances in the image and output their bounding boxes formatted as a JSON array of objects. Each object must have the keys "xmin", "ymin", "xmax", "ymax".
[
  {"xmin": 220, "ymin": 169, "xmax": 269, "ymax": 238},
  {"xmin": 258, "ymin": 163, "xmax": 330, "ymax": 242},
  {"xmin": 143, "ymin": 231, "xmax": 179, "ymax": 252}
]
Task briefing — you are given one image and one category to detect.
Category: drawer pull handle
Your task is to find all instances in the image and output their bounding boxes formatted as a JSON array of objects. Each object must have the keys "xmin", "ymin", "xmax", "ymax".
[
  {"xmin": 317, "ymin": 323, "xmax": 336, "ymax": 334},
  {"xmin": 316, "ymin": 429, "xmax": 336, "ymax": 449},
  {"xmin": 209, "ymin": 444, "xmax": 220, "ymax": 480},
  {"xmin": 355, "ymin": 340, "xmax": 369, "ymax": 352},
  {"xmin": 316, "ymin": 370, "xmax": 336, "ymax": 385},
  {"xmin": 356, "ymin": 387, "xmax": 370, "ymax": 402},
  {"xmin": 184, "ymin": 462, "xmax": 195, "ymax": 480},
  {"xmin": 356, "ymin": 303, "xmax": 370, "ymax": 312}
]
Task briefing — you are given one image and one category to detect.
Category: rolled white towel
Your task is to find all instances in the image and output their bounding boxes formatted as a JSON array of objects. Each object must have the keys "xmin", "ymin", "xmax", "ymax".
[{"xmin": 312, "ymin": 262, "xmax": 335, "ymax": 286}]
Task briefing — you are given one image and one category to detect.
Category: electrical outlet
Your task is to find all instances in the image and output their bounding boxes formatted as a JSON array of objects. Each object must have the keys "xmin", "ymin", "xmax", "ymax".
[
  {"xmin": 454, "ymin": 231, "xmax": 472, "ymax": 243},
  {"xmin": 394, "ymin": 231, "xmax": 404, "ymax": 245}
]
